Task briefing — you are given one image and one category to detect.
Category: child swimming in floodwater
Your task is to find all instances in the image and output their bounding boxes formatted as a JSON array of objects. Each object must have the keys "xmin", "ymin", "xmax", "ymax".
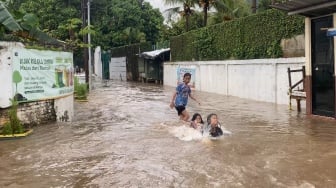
[
  {"xmin": 190, "ymin": 113, "xmax": 204, "ymax": 130},
  {"xmin": 204, "ymin": 113, "xmax": 223, "ymax": 137}
]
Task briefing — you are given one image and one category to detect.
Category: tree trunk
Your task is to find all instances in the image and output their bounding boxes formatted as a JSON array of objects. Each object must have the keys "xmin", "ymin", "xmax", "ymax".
[
  {"xmin": 186, "ymin": 15, "xmax": 189, "ymax": 32},
  {"xmin": 252, "ymin": 0, "xmax": 257, "ymax": 13},
  {"xmin": 203, "ymin": 6, "xmax": 208, "ymax": 26}
]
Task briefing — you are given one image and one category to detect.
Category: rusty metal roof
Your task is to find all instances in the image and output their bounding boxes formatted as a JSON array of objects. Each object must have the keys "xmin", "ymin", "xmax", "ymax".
[{"xmin": 271, "ymin": 0, "xmax": 336, "ymax": 17}]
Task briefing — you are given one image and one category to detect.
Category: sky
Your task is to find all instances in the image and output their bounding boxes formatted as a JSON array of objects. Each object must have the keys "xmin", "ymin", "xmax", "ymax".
[
  {"xmin": 145, "ymin": 0, "xmax": 215, "ymax": 24},
  {"xmin": 145, "ymin": 0, "xmax": 181, "ymax": 24},
  {"xmin": 145, "ymin": 0, "xmax": 173, "ymax": 13}
]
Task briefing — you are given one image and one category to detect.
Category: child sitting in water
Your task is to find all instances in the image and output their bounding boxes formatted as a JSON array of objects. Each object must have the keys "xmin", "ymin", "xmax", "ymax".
[
  {"xmin": 204, "ymin": 113, "xmax": 223, "ymax": 137},
  {"xmin": 190, "ymin": 113, "xmax": 204, "ymax": 130}
]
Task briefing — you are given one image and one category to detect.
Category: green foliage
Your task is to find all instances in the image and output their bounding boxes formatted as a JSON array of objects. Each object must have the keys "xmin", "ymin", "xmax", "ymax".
[
  {"xmin": 160, "ymin": 12, "xmax": 203, "ymax": 42},
  {"xmin": 2, "ymin": 122, "xmax": 13, "ymax": 135},
  {"xmin": 90, "ymin": 0, "xmax": 164, "ymax": 48},
  {"xmin": 258, "ymin": 0, "xmax": 273, "ymax": 12},
  {"xmin": 208, "ymin": 0, "xmax": 251, "ymax": 25},
  {"xmin": 162, "ymin": 0, "xmax": 251, "ymax": 40},
  {"xmin": 193, "ymin": 28, "xmax": 215, "ymax": 60},
  {"xmin": 0, "ymin": 2, "xmax": 22, "ymax": 31},
  {"xmin": 19, "ymin": 13, "xmax": 39, "ymax": 30},
  {"xmin": 1, "ymin": 98, "xmax": 24, "ymax": 135},
  {"xmin": 0, "ymin": 1, "xmax": 63, "ymax": 46},
  {"xmin": 74, "ymin": 76, "xmax": 88, "ymax": 100},
  {"xmin": 1, "ymin": 0, "xmax": 163, "ymax": 52},
  {"xmin": 170, "ymin": 9, "xmax": 304, "ymax": 61}
]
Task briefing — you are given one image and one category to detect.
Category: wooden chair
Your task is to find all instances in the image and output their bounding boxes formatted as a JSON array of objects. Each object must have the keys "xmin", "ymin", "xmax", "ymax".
[{"xmin": 287, "ymin": 66, "xmax": 306, "ymax": 112}]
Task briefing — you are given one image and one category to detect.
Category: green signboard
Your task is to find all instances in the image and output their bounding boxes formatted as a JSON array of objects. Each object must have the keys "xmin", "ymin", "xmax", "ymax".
[{"xmin": 12, "ymin": 48, "xmax": 74, "ymax": 102}]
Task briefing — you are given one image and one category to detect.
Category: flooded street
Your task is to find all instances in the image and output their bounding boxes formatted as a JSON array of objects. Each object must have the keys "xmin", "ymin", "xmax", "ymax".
[{"xmin": 1, "ymin": 80, "xmax": 336, "ymax": 187}]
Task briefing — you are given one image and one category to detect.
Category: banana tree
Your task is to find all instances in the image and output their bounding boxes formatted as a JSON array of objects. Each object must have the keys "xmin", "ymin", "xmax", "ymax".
[
  {"xmin": 0, "ymin": 2, "xmax": 22, "ymax": 31},
  {"xmin": 0, "ymin": 2, "xmax": 62, "ymax": 46}
]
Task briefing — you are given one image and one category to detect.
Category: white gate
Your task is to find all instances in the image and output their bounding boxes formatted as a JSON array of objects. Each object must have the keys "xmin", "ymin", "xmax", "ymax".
[{"xmin": 110, "ymin": 57, "xmax": 126, "ymax": 80}]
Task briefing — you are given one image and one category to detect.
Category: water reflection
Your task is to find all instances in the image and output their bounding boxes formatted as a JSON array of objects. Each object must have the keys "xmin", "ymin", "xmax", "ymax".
[{"xmin": 1, "ymin": 80, "xmax": 336, "ymax": 187}]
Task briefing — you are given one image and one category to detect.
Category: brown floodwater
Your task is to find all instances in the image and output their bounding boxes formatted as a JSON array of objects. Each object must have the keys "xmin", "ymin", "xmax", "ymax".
[{"xmin": 1, "ymin": 80, "xmax": 336, "ymax": 188}]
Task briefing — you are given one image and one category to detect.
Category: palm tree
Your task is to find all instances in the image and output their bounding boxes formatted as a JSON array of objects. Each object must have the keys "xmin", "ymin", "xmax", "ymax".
[
  {"xmin": 197, "ymin": 0, "xmax": 212, "ymax": 26},
  {"xmin": 197, "ymin": 0, "xmax": 231, "ymax": 26},
  {"xmin": 258, "ymin": 0, "xmax": 278, "ymax": 12},
  {"xmin": 209, "ymin": 0, "xmax": 250, "ymax": 24},
  {"xmin": 164, "ymin": 0, "xmax": 195, "ymax": 31}
]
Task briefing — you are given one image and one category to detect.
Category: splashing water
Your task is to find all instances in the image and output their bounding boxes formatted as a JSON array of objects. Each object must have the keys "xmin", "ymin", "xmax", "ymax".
[{"xmin": 166, "ymin": 121, "xmax": 232, "ymax": 141}]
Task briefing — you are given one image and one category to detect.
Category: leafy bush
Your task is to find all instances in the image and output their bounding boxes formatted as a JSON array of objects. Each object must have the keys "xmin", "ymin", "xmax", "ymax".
[
  {"xmin": 170, "ymin": 9, "xmax": 304, "ymax": 61},
  {"xmin": 1, "ymin": 98, "xmax": 24, "ymax": 135},
  {"xmin": 74, "ymin": 76, "xmax": 88, "ymax": 100}
]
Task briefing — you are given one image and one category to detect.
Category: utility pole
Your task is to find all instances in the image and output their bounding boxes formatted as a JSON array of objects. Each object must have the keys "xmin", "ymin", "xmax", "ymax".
[
  {"xmin": 81, "ymin": 0, "xmax": 88, "ymax": 84},
  {"xmin": 87, "ymin": 0, "xmax": 92, "ymax": 91},
  {"xmin": 251, "ymin": 0, "xmax": 257, "ymax": 13}
]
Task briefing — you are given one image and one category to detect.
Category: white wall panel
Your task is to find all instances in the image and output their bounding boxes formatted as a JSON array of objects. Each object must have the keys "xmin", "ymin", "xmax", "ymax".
[
  {"xmin": 164, "ymin": 58, "xmax": 305, "ymax": 105},
  {"xmin": 110, "ymin": 57, "xmax": 126, "ymax": 80}
]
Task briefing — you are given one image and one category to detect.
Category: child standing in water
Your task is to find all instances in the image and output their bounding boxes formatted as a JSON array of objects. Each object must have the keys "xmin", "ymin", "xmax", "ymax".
[
  {"xmin": 204, "ymin": 113, "xmax": 223, "ymax": 137},
  {"xmin": 169, "ymin": 73, "xmax": 200, "ymax": 121},
  {"xmin": 190, "ymin": 113, "xmax": 204, "ymax": 130}
]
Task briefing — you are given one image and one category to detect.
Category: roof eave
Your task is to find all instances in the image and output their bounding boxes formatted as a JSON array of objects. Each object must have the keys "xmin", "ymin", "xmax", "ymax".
[{"xmin": 271, "ymin": 1, "xmax": 336, "ymax": 17}]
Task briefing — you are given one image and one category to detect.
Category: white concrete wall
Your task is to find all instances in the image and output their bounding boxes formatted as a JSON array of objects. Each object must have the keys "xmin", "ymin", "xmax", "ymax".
[
  {"xmin": 0, "ymin": 42, "xmax": 74, "ymax": 124},
  {"xmin": 164, "ymin": 58, "xmax": 305, "ymax": 105},
  {"xmin": 94, "ymin": 46, "xmax": 102, "ymax": 79},
  {"xmin": 0, "ymin": 42, "xmax": 25, "ymax": 108},
  {"xmin": 55, "ymin": 94, "xmax": 74, "ymax": 122},
  {"xmin": 0, "ymin": 48, "xmax": 14, "ymax": 108}
]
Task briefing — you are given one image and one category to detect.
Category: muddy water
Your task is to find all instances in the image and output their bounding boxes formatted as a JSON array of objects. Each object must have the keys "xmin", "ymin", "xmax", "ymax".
[{"xmin": 1, "ymin": 81, "xmax": 336, "ymax": 187}]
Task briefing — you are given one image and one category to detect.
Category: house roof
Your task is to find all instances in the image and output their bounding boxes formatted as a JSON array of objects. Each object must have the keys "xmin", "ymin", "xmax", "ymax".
[
  {"xmin": 140, "ymin": 48, "xmax": 170, "ymax": 60},
  {"xmin": 270, "ymin": 0, "xmax": 336, "ymax": 17}
]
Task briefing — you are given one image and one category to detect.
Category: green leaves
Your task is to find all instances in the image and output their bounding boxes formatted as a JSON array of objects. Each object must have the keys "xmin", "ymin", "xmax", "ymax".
[
  {"xmin": 1, "ymin": 0, "xmax": 164, "ymax": 51},
  {"xmin": 1, "ymin": 97, "xmax": 24, "ymax": 135},
  {"xmin": 0, "ymin": 2, "xmax": 22, "ymax": 31},
  {"xmin": 20, "ymin": 13, "xmax": 39, "ymax": 30},
  {"xmin": 171, "ymin": 9, "xmax": 304, "ymax": 61}
]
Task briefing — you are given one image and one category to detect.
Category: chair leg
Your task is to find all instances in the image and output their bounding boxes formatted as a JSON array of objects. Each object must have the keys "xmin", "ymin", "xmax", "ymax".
[{"xmin": 296, "ymin": 99, "xmax": 301, "ymax": 112}]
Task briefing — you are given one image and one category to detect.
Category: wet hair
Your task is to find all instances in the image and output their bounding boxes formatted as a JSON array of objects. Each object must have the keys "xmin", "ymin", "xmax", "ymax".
[
  {"xmin": 191, "ymin": 113, "xmax": 204, "ymax": 124},
  {"xmin": 183, "ymin": 72, "xmax": 191, "ymax": 78},
  {"xmin": 206, "ymin": 113, "xmax": 217, "ymax": 125}
]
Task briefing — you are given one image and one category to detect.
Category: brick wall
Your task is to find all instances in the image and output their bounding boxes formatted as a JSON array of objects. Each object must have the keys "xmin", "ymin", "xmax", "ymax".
[{"xmin": 0, "ymin": 99, "xmax": 57, "ymax": 127}]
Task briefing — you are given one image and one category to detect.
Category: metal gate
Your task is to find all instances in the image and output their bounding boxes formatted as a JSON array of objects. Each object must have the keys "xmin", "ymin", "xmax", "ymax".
[
  {"xmin": 101, "ymin": 52, "xmax": 110, "ymax": 80},
  {"xmin": 110, "ymin": 57, "xmax": 126, "ymax": 81}
]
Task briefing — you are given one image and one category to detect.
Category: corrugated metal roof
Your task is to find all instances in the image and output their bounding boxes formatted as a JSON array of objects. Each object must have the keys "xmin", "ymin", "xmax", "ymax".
[
  {"xmin": 141, "ymin": 48, "xmax": 170, "ymax": 60},
  {"xmin": 271, "ymin": 0, "xmax": 336, "ymax": 17}
]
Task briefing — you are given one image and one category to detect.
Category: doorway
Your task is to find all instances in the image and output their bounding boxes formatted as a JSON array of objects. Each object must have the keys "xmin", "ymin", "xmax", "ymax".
[{"xmin": 311, "ymin": 16, "xmax": 335, "ymax": 117}]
